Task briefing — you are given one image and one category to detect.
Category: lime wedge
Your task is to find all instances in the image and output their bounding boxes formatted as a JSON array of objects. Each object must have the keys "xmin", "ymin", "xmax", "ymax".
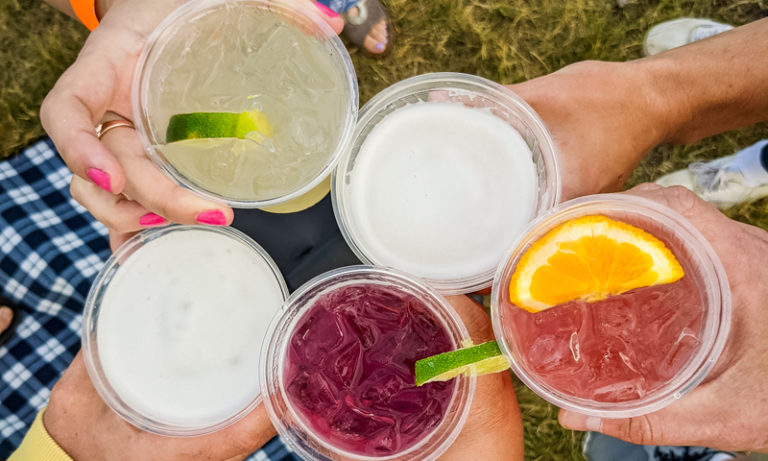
[
  {"xmin": 166, "ymin": 109, "xmax": 273, "ymax": 143},
  {"xmin": 415, "ymin": 340, "xmax": 510, "ymax": 386}
]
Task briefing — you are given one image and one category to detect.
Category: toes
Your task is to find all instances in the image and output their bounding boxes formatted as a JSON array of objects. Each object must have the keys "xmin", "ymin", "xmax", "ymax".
[
  {"xmin": 370, "ymin": 20, "xmax": 388, "ymax": 43},
  {"xmin": 363, "ymin": 20, "xmax": 389, "ymax": 54}
]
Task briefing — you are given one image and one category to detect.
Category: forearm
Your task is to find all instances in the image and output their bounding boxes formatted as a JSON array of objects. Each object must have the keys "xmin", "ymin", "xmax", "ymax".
[
  {"xmin": 642, "ymin": 17, "xmax": 768, "ymax": 145},
  {"xmin": 8, "ymin": 410, "xmax": 73, "ymax": 461},
  {"xmin": 43, "ymin": 0, "xmax": 117, "ymax": 22}
]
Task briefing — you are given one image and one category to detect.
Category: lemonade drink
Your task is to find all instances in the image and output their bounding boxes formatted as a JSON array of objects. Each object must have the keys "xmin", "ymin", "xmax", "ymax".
[
  {"xmin": 492, "ymin": 195, "xmax": 731, "ymax": 417},
  {"xmin": 261, "ymin": 267, "xmax": 475, "ymax": 460},
  {"xmin": 133, "ymin": 0, "xmax": 357, "ymax": 209},
  {"xmin": 82, "ymin": 226, "xmax": 288, "ymax": 434},
  {"xmin": 334, "ymin": 73, "xmax": 560, "ymax": 294}
]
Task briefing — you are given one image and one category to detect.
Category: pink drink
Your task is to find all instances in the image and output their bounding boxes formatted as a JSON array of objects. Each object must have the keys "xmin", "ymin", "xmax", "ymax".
[
  {"xmin": 284, "ymin": 283, "xmax": 456, "ymax": 457},
  {"xmin": 493, "ymin": 195, "xmax": 730, "ymax": 417},
  {"xmin": 503, "ymin": 277, "xmax": 702, "ymax": 402}
]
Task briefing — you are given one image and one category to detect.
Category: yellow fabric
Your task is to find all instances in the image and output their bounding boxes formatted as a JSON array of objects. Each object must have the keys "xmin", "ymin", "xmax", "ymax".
[{"xmin": 8, "ymin": 409, "xmax": 73, "ymax": 461}]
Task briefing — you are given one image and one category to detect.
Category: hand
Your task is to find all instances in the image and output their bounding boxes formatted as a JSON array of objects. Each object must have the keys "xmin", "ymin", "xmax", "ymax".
[
  {"xmin": 506, "ymin": 60, "xmax": 678, "ymax": 200},
  {"xmin": 44, "ymin": 352, "xmax": 275, "ymax": 461},
  {"xmin": 42, "ymin": 0, "xmax": 342, "ymax": 251},
  {"xmin": 441, "ymin": 295, "xmax": 524, "ymax": 460},
  {"xmin": 559, "ymin": 183, "xmax": 768, "ymax": 453}
]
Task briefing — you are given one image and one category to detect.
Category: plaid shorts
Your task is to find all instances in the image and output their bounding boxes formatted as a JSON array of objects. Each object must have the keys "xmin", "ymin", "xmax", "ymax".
[{"xmin": 0, "ymin": 139, "xmax": 297, "ymax": 460}]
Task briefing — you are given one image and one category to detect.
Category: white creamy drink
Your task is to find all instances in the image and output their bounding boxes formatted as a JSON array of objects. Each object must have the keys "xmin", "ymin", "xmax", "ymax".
[
  {"xmin": 347, "ymin": 102, "xmax": 538, "ymax": 281},
  {"xmin": 95, "ymin": 228, "xmax": 286, "ymax": 429}
]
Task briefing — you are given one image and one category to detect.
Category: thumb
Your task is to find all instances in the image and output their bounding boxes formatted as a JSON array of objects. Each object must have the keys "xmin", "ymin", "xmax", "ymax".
[{"xmin": 558, "ymin": 403, "xmax": 717, "ymax": 447}]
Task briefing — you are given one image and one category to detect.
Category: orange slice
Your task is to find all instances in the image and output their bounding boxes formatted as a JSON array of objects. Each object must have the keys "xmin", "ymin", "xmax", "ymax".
[{"xmin": 508, "ymin": 215, "xmax": 684, "ymax": 313}]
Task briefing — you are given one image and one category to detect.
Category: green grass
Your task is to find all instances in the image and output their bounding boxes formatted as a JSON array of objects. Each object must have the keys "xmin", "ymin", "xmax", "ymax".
[
  {"xmin": 1, "ymin": 0, "xmax": 87, "ymax": 156},
  {"xmin": 2, "ymin": 0, "xmax": 767, "ymax": 459}
]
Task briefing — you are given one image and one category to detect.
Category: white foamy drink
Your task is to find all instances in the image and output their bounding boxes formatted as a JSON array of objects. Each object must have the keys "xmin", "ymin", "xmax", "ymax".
[
  {"xmin": 96, "ymin": 228, "xmax": 285, "ymax": 428},
  {"xmin": 347, "ymin": 103, "xmax": 538, "ymax": 281}
]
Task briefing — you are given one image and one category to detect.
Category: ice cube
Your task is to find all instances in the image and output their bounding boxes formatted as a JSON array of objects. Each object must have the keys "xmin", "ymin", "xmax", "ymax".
[
  {"xmin": 591, "ymin": 377, "xmax": 648, "ymax": 402},
  {"xmin": 367, "ymin": 426, "xmax": 400, "ymax": 455},
  {"xmin": 287, "ymin": 371, "xmax": 339, "ymax": 415},
  {"xmin": 290, "ymin": 311, "xmax": 344, "ymax": 362},
  {"xmin": 658, "ymin": 327, "xmax": 702, "ymax": 380},
  {"xmin": 359, "ymin": 368, "xmax": 408, "ymax": 405},
  {"xmin": 527, "ymin": 333, "xmax": 579, "ymax": 373},
  {"xmin": 330, "ymin": 397, "xmax": 393, "ymax": 439},
  {"xmin": 400, "ymin": 397, "xmax": 444, "ymax": 438},
  {"xmin": 329, "ymin": 340, "xmax": 363, "ymax": 388}
]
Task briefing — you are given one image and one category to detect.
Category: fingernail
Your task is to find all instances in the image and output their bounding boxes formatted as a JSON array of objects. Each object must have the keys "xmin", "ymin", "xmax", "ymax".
[
  {"xmin": 559, "ymin": 411, "xmax": 602, "ymax": 432},
  {"xmin": 314, "ymin": 2, "xmax": 340, "ymax": 18},
  {"xmin": 87, "ymin": 168, "xmax": 111, "ymax": 193},
  {"xmin": 375, "ymin": 43, "xmax": 385, "ymax": 51},
  {"xmin": 139, "ymin": 213, "xmax": 167, "ymax": 227},
  {"xmin": 196, "ymin": 210, "xmax": 227, "ymax": 226}
]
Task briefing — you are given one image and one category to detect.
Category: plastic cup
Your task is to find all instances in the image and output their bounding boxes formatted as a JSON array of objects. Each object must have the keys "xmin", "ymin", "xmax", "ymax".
[
  {"xmin": 82, "ymin": 225, "xmax": 289, "ymax": 435},
  {"xmin": 260, "ymin": 266, "xmax": 476, "ymax": 460},
  {"xmin": 132, "ymin": 0, "xmax": 358, "ymax": 211},
  {"xmin": 332, "ymin": 72, "xmax": 561, "ymax": 294},
  {"xmin": 491, "ymin": 194, "xmax": 731, "ymax": 418}
]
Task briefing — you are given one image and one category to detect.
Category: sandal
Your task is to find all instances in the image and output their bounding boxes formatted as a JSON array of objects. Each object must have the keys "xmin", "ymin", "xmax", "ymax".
[
  {"xmin": 0, "ymin": 295, "xmax": 22, "ymax": 347},
  {"xmin": 342, "ymin": 0, "xmax": 394, "ymax": 56}
]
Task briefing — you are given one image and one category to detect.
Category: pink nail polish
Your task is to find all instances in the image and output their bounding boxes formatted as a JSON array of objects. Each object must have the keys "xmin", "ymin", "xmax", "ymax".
[
  {"xmin": 196, "ymin": 210, "xmax": 227, "ymax": 226},
  {"xmin": 139, "ymin": 213, "xmax": 167, "ymax": 227},
  {"xmin": 87, "ymin": 168, "xmax": 111, "ymax": 193},
  {"xmin": 314, "ymin": 2, "xmax": 339, "ymax": 18}
]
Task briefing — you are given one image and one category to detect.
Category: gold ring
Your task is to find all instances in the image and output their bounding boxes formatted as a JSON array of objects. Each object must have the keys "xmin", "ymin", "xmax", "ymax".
[{"xmin": 96, "ymin": 120, "xmax": 135, "ymax": 140}]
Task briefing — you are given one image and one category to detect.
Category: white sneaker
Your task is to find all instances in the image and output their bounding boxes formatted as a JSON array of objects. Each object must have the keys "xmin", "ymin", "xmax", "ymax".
[
  {"xmin": 643, "ymin": 18, "xmax": 733, "ymax": 56},
  {"xmin": 655, "ymin": 140, "xmax": 768, "ymax": 209}
]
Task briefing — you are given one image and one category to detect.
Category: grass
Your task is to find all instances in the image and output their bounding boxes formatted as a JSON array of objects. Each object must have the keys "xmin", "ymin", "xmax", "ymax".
[{"xmin": 2, "ymin": 0, "xmax": 767, "ymax": 459}]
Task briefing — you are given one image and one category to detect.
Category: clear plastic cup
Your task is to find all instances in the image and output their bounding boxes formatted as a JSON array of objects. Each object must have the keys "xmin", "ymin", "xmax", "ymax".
[
  {"xmin": 260, "ymin": 266, "xmax": 476, "ymax": 460},
  {"xmin": 491, "ymin": 194, "xmax": 731, "ymax": 418},
  {"xmin": 332, "ymin": 72, "xmax": 561, "ymax": 294},
  {"xmin": 82, "ymin": 225, "xmax": 289, "ymax": 435},
  {"xmin": 132, "ymin": 0, "xmax": 358, "ymax": 210}
]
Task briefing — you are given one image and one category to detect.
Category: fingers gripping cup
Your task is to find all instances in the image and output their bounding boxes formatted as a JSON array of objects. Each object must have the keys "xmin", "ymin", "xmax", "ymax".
[
  {"xmin": 333, "ymin": 73, "xmax": 560, "ymax": 294},
  {"xmin": 133, "ymin": 0, "xmax": 358, "ymax": 211},
  {"xmin": 261, "ymin": 266, "xmax": 475, "ymax": 460},
  {"xmin": 491, "ymin": 194, "xmax": 731, "ymax": 418},
  {"xmin": 82, "ymin": 226, "xmax": 289, "ymax": 435}
]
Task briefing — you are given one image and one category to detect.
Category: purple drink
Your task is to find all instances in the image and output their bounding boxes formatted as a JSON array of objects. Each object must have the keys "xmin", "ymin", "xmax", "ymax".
[{"xmin": 284, "ymin": 283, "xmax": 456, "ymax": 456}]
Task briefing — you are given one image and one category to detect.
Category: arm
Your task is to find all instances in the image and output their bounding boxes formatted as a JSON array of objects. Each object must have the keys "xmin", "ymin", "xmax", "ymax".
[
  {"xmin": 8, "ymin": 411, "xmax": 73, "ymax": 461},
  {"xmin": 11, "ymin": 353, "xmax": 276, "ymax": 461},
  {"xmin": 649, "ymin": 18, "xmax": 768, "ymax": 145},
  {"xmin": 441, "ymin": 295, "xmax": 524, "ymax": 461},
  {"xmin": 42, "ymin": 0, "xmax": 114, "ymax": 23},
  {"xmin": 508, "ymin": 18, "xmax": 768, "ymax": 199}
]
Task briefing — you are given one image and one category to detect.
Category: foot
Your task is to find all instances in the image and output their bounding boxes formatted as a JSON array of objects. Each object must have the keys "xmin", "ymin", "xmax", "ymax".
[
  {"xmin": 643, "ymin": 18, "xmax": 733, "ymax": 56},
  {"xmin": 0, "ymin": 305, "xmax": 13, "ymax": 336},
  {"xmin": 346, "ymin": 5, "xmax": 388, "ymax": 54},
  {"xmin": 342, "ymin": 0, "xmax": 392, "ymax": 55},
  {"xmin": 655, "ymin": 140, "xmax": 768, "ymax": 209}
]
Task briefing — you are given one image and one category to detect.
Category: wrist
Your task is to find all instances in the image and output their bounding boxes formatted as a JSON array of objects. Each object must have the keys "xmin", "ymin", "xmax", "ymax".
[{"xmin": 628, "ymin": 57, "xmax": 693, "ymax": 147}]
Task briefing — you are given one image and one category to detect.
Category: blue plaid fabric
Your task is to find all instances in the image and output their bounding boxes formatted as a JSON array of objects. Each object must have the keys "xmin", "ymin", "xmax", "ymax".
[{"xmin": 0, "ymin": 139, "xmax": 297, "ymax": 460}]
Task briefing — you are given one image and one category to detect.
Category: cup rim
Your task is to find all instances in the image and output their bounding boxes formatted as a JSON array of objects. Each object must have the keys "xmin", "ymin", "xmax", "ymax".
[
  {"xmin": 131, "ymin": 0, "xmax": 359, "ymax": 209},
  {"xmin": 332, "ymin": 72, "xmax": 561, "ymax": 295},
  {"xmin": 259, "ymin": 265, "xmax": 477, "ymax": 460},
  {"xmin": 490, "ymin": 193, "xmax": 732, "ymax": 418},
  {"xmin": 81, "ymin": 225, "xmax": 289, "ymax": 436}
]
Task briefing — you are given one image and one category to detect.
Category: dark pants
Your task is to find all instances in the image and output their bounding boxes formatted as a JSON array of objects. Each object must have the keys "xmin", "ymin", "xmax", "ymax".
[{"xmin": 232, "ymin": 194, "xmax": 361, "ymax": 291}]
